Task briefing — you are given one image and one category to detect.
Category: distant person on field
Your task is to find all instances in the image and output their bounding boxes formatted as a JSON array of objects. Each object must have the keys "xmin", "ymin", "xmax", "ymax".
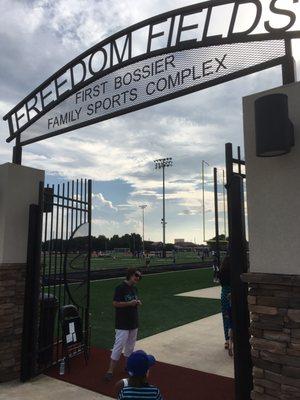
[
  {"xmin": 172, "ymin": 249, "xmax": 176, "ymax": 264},
  {"xmin": 145, "ymin": 253, "xmax": 150, "ymax": 268},
  {"xmin": 104, "ymin": 268, "xmax": 142, "ymax": 381},
  {"xmin": 212, "ymin": 251, "xmax": 219, "ymax": 283},
  {"xmin": 115, "ymin": 350, "xmax": 163, "ymax": 400},
  {"xmin": 217, "ymin": 255, "xmax": 231, "ymax": 350}
]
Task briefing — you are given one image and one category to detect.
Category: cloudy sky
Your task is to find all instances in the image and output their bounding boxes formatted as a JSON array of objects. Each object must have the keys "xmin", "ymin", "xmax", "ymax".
[{"xmin": 1, "ymin": 0, "xmax": 300, "ymax": 244}]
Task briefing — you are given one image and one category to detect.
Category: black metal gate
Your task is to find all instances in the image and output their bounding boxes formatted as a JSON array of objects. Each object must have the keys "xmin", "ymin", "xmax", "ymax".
[
  {"xmin": 225, "ymin": 143, "xmax": 252, "ymax": 400},
  {"xmin": 21, "ymin": 179, "xmax": 92, "ymax": 381}
]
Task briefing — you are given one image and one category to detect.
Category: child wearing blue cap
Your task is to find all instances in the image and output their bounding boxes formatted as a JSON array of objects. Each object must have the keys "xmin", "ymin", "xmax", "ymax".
[{"xmin": 116, "ymin": 350, "xmax": 163, "ymax": 400}]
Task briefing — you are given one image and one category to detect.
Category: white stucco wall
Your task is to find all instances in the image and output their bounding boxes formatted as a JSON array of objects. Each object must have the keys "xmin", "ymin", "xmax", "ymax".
[
  {"xmin": 243, "ymin": 81, "xmax": 300, "ymax": 275},
  {"xmin": 0, "ymin": 163, "xmax": 44, "ymax": 264}
]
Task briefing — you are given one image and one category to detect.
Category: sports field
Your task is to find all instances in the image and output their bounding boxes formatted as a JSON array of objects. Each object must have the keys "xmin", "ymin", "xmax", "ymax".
[
  {"xmin": 90, "ymin": 267, "xmax": 220, "ymax": 349},
  {"xmin": 43, "ymin": 251, "xmax": 211, "ymax": 274},
  {"xmin": 90, "ymin": 251, "xmax": 209, "ymax": 270}
]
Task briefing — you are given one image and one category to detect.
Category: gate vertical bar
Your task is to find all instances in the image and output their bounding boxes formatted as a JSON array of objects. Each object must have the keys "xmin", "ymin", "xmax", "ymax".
[
  {"xmin": 54, "ymin": 184, "xmax": 60, "ymax": 363},
  {"xmin": 213, "ymin": 167, "xmax": 220, "ymax": 266},
  {"xmin": 61, "ymin": 184, "xmax": 66, "ymax": 306},
  {"xmin": 85, "ymin": 179, "xmax": 92, "ymax": 352},
  {"xmin": 80, "ymin": 179, "xmax": 84, "ymax": 325},
  {"xmin": 65, "ymin": 182, "xmax": 70, "ymax": 305},
  {"xmin": 48, "ymin": 186, "xmax": 54, "ymax": 298}
]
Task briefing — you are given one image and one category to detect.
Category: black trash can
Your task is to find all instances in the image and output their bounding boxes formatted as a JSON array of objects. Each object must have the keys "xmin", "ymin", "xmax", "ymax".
[{"xmin": 38, "ymin": 293, "xmax": 58, "ymax": 366}]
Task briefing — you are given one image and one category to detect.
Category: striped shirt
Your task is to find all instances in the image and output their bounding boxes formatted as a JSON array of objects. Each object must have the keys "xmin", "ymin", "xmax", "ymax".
[{"xmin": 118, "ymin": 385, "xmax": 163, "ymax": 400}]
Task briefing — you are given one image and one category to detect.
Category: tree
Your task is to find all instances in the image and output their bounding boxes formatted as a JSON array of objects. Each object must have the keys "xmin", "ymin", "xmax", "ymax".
[{"xmin": 206, "ymin": 234, "xmax": 228, "ymax": 252}]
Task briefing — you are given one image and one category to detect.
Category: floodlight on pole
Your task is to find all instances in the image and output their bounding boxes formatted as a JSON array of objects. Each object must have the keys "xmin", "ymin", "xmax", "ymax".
[
  {"xmin": 222, "ymin": 170, "xmax": 227, "ymax": 238},
  {"xmin": 201, "ymin": 160, "xmax": 209, "ymax": 244},
  {"xmin": 154, "ymin": 157, "xmax": 173, "ymax": 258},
  {"xmin": 139, "ymin": 205, "xmax": 147, "ymax": 254}
]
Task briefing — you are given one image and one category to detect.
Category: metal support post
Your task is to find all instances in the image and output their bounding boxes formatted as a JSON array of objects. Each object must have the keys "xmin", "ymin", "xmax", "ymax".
[
  {"xmin": 12, "ymin": 136, "xmax": 22, "ymax": 164},
  {"xmin": 21, "ymin": 183, "xmax": 44, "ymax": 381},
  {"xmin": 225, "ymin": 142, "xmax": 252, "ymax": 400},
  {"xmin": 227, "ymin": 174, "xmax": 252, "ymax": 400},
  {"xmin": 282, "ymin": 39, "xmax": 296, "ymax": 84}
]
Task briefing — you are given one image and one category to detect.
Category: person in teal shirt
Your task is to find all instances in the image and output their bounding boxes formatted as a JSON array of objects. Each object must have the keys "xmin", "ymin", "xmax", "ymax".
[{"xmin": 218, "ymin": 255, "xmax": 231, "ymax": 350}]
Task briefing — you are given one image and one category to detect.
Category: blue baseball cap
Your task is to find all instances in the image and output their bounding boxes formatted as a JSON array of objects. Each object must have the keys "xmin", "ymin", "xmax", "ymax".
[{"xmin": 127, "ymin": 350, "xmax": 156, "ymax": 377}]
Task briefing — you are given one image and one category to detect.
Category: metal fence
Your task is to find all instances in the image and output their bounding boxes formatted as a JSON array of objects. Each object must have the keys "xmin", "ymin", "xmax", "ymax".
[{"xmin": 21, "ymin": 179, "xmax": 92, "ymax": 381}]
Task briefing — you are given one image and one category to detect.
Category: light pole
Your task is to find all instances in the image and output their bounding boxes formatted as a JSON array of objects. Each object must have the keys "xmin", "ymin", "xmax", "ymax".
[
  {"xmin": 213, "ymin": 167, "xmax": 220, "ymax": 267},
  {"xmin": 154, "ymin": 157, "xmax": 173, "ymax": 258},
  {"xmin": 139, "ymin": 205, "xmax": 147, "ymax": 254},
  {"xmin": 222, "ymin": 169, "xmax": 227, "ymax": 239},
  {"xmin": 201, "ymin": 160, "xmax": 209, "ymax": 244}
]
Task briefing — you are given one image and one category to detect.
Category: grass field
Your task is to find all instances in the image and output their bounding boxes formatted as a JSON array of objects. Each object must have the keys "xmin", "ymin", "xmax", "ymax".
[
  {"xmin": 90, "ymin": 268, "xmax": 220, "ymax": 349},
  {"xmin": 90, "ymin": 251, "xmax": 211, "ymax": 270},
  {"xmin": 43, "ymin": 251, "xmax": 212, "ymax": 274}
]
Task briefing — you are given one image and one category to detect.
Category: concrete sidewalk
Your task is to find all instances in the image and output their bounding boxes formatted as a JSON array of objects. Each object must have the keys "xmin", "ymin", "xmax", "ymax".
[
  {"xmin": 175, "ymin": 285, "xmax": 221, "ymax": 299},
  {"xmin": 0, "ymin": 375, "xmax": 113, "ymax": 400},
  {"xmin": 136, "ymin": 313, "xmax": 234, "ymax": 378},
  {"xmin": 137, "ymin": 285, "xmax": 233, "ymax": 378}
]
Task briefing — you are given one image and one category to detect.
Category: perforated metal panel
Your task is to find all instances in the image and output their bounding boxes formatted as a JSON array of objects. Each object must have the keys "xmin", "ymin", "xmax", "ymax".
[{"xmin": 18, "ymin": 40, "xmax": 285, "ymax": 144}]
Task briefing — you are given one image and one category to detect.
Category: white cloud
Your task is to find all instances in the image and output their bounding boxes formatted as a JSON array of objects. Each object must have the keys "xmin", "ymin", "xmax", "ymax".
[
  {"xmin": 93, "ymin": 192, "xmax": 118, "ymax": 211},
  {"xmin": 1, "ymin": 0, "xmax": 299, "ymax": 242}
]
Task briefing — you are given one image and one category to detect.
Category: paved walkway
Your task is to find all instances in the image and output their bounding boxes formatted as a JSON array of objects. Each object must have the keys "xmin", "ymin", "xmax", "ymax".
[
  {"xmin": 175, "ymin": 285, "xmax": 221, "ymax": 299},
  {"xmin": 0, "ymin": 285, "xmax": 233, "ymax": 399},
  {"xmin": 136, "ymin": 313, "xmax": 233, "ymax": 378},
  {"xmin": 0, "ymin": 375, "xmax": 113, "ymax": 400},
  {"xmin": 137, "ymin": 286, "xmax": 233, "ymax": 379}
]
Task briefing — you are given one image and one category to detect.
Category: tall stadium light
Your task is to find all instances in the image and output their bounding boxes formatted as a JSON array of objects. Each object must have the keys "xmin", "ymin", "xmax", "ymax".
[
  {"xmin": 154, "ymin": 157, "xmax": 173, "ymax": 258},
  {"xmin": 139, "ymin": 205, "xmax": 147, "ymax": 254},
  {"xmin": 201, "ymin": 160, "xmax": 209, "ymax": 244},
  {"xmin": 222, "ymin": 169, "xmax": 227, "ymax": 238}
]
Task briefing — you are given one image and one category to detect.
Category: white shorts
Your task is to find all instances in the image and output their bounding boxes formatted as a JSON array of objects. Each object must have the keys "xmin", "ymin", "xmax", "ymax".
[{"xmin": 111, "ymin": 328, "xmax": 138, "ymax": 361}]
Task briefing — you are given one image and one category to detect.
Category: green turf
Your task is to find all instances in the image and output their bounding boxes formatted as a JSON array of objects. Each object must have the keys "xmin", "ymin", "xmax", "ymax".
[
  {"xmin": 42, "ymin": 251, "xmax": 212, "ymax": 273},
  {"xmin": 90, "ymin": 268, "xmax": 220, "ymax": 349},
  {"xmin": 90, "ymin": 251, "xmax": 210, "ymax": 270}
]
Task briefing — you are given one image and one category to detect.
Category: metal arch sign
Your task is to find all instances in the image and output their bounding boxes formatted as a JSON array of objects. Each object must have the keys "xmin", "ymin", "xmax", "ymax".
[{"xmin": 3, "ymin": 0, "xmax": 300, "ymax": 146}]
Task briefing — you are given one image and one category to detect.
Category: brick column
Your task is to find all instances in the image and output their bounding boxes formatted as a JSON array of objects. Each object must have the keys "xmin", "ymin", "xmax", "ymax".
[
  {"xmin": 0, "ymin": 264, "xmax": 26, "ymax": 382},
  {"xmin": 242, "ymin": 273, "xmax": 300, "ymax": 400}
]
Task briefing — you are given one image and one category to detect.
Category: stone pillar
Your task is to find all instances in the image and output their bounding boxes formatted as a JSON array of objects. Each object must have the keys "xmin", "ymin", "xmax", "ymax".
[
  {"xmin": 0, "ymin": 163, "xmax": 44, "ymax": 382},
  {"xmin": 242, "ymin": 273, "xmax": 300, "ymax": 400},
  {"xmin": 243, "ymin": 82, "xmax": 300, "ymax": 399}
]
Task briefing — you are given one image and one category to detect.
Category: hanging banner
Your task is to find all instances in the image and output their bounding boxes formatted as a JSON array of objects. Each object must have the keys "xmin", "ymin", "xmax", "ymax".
[{"xmin": 3, "ymin": 0, "xmax": 300, "ymax": 145}]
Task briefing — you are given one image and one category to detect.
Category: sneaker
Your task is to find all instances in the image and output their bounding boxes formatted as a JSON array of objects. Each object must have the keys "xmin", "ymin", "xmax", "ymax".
[{"xmin": 104, "ymin": 372, "xmax": 113, "ymax": 382}]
